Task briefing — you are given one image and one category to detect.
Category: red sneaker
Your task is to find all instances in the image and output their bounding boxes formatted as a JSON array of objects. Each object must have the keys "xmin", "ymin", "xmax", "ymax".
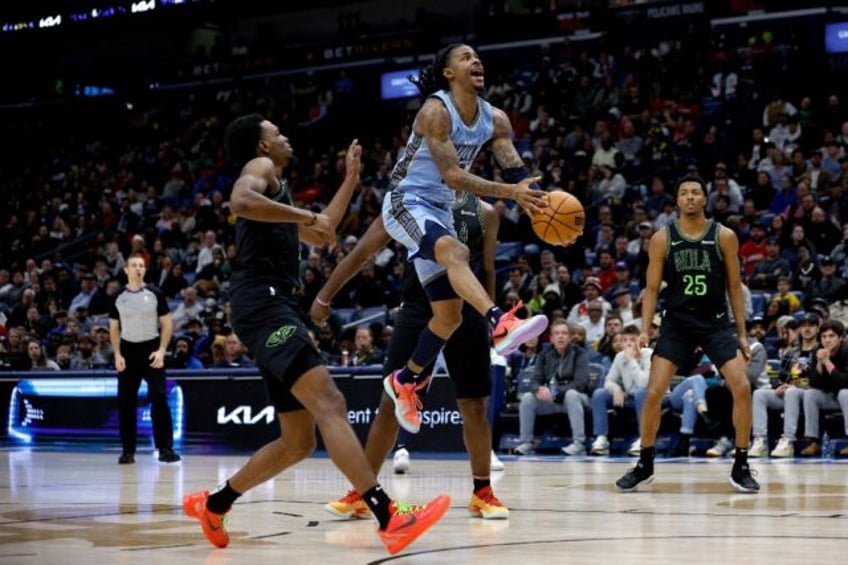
[
  {"xmin": 493, "ymin": 300, "xmax": 549, "ymax": 356},
  {"xmin": 324, "ymin": 489, "xmax": 371, "ymax": 519},
  {"xmin": 383, "ymin": 371, "xmax": 424, "ymax": 434},
  {"xmin": 468, "ymin": 486, "xmax": 509, "ymax": 519},
  {"xmin": 183, "ymin": 490, "xmax": 229, "ymax": 548},
  {"xmin": 378, "ymin": 494, "xmax": 451, "ymax": 555}
]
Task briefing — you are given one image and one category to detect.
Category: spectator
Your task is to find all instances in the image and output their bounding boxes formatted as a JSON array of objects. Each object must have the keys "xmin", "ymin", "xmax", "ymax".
[
  {"xmin": 515, "ymin": 321, "xmax": 590, "ymax": 456},
  {"xmin": 768, "ymin": 312, "xmax": 821, "ymax": 458},
  {"xmin": 800, "ymin": 320, "xmax": 848, "ymax": 457},
  {"xmin": 70, "ymin": 335, "xmax": 107, "ymax": 369},
  {"xmin": 214, "ymin": 332, "xmax": 254, "ymax": 368},
  {"xmin": 167, "ymin": 336, "xmax": 204, "ymax": 369},
  {"xmin": 589, "ymin": 325, "xmax": 651, "ymax": 456},
  {"xmin": 351, "ymin": 325, "xmax": 384, "ymax": 367},
  {"xmin": 27, "ymin": 340, "xmax": 60, "ymax": 371}
]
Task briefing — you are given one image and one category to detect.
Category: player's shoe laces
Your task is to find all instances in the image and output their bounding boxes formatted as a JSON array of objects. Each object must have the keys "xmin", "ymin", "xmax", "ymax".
[
  {"xmin": 324, "ymin": 489, "xmax": 372, "ymax": 519},
  {"xmin": 615, "ymin": 461, "xmax": 654, "ymax": 492},
  {"xmin": 183, "ymin": 490, "xmax": 229, "ymax": 548},
  {"xmin": 378, "ymin": 495, "xmax": 450, "ymax": 555},
  {"xmin": 384, "ymin": 371, "xmax": 426, "ymax": 434},
  {"xmin": 493, "ymin": 301, "xmax": 549, "ymax": 356},
  {"xmin": 729, "ymin": 464, "xmax": 760, "ymax": 493},
  {"xmin": 468, "ymin": 486, "xmax": 509, "ymax": 519}
]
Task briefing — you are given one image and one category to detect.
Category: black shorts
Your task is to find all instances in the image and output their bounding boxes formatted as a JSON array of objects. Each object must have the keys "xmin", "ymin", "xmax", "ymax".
[
  {"xmin": 654, "ymin": 315, "xmax": 739, "ymax": 371},
  {"xmin": 230, "ymin": 284, "xmax": 324, "ymax": 413},
  {"xmin": 385, "ymin": 299, "xmax": 491, "ymax": 399}
]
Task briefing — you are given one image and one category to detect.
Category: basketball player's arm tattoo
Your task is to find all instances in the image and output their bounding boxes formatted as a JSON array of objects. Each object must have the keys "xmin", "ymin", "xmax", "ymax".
[
  {"xmin": 418, "ymin": 99, "xmax": 519, "ymax": 200},
  {"xmin": 230, "ymin": 157, "xmax": 318, "ymax": 225},
  {"xmin": 720, "ymin": 226, "xmax": 748, "ymax": 339},
  {"xmin": 480, "ymin": 201, "xmax": 500, "ymax": 301},
  {"xmin": 490, "ymin": 109, "xmax": 524, "ymax": 169}
]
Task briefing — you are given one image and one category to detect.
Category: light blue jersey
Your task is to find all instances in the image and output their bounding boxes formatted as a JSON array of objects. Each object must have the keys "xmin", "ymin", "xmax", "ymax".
[
  {"xmin": 383, "ymin": 90, "xmax": 495, "ymax": 289},
  {"xmin": 389, "ymin": 90, "xmax": 495, "ymax": 205}
]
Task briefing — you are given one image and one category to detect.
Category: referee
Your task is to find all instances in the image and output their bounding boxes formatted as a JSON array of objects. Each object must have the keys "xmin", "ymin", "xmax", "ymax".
[{"xmin": 109, "ymin": 252, "xmax": 180, "ymax": 464}]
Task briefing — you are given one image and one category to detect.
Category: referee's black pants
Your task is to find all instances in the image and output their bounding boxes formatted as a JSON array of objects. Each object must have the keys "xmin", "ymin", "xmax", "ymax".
[{"xmin": 118, "ymin": 339, "xmax": 174, "ymax": 454}]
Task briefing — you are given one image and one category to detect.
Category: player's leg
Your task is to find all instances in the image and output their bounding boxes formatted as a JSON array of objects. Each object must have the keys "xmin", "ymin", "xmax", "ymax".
[
  {"xmin": 183, "ymin": 365, "xmax": 318, "ymax": 549},
  {"xmin": 370, "ymin": 301, "xmax": 432, "ymax": 471},
  {"xmin": 292, "ymin": 361, "xmax": 450, "ymax": 553},
  {"xmin": 382, "ymin": 194, "xmax": 545, "ymax": 357},
  {"xmin": 384, "ymin": 267, "xmax": 461, "ymax": 433},
  {"xmin": 709, "ymin": 330, "xmax": 759, "ymax": 493},
  {"xmin": 444, "ymin": 309, "xmax": 508, "ymax": 519},
  {"xmin": 616, "ymin": 319, "xmax": 691, "ymax": 491},
  {"xmin": 326, "ymin": 301, "xmax": 431, "ymax": 518}
]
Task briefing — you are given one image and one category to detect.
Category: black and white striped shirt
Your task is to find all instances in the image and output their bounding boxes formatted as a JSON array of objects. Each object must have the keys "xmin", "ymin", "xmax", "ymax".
[{"xmin": 109, "ymin": 285, "xmax": 169, "ymax": 343}]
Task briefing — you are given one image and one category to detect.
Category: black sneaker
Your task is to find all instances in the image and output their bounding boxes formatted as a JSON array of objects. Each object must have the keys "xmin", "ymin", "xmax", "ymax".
[
  {"xmin": 729, "ymin": 464, "xmax": 760, "ymax": 493},
  {"xmin": 615, "ymin": 461, "xmax": 654, "ymax": 492},
  {"xmin": 118, "ymin": 453, "xmax": 135, "ymax": 465},
  {"xmin": 158, "ymin": 447, "xmax": 181, "ymax": 463}
]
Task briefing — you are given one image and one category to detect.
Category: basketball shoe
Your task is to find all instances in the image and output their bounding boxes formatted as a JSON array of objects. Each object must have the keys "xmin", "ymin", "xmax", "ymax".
[
  {"xmin": 493, "ymin": 301, "xmax": 549, "ymax": 356},
  {"xmin": 468, "ymin": 486, "xmax": 509, "ymax": 519},
  {"xmin": 378, "ymin": 495, "xmax": 451, "ymax": 555},
  {"xmin": 384, "ymin": 372, "xmax": 428, "ymax": 434},
  {"xmin": 490, "ymin": 450, "xmax": 505, "ymax": 471},
  {"xmin": 393, "ymin": 447, "xmax": 410, "ymax": 474},
  {"xmin": 183, "ymin": 490, "xmax": 229, "ymax": 548},
  {"xmin": 729, "ymin": 463, "xmax": 760, "ymax": 493},
  {"xmin": 324, "ymin": 490, "xmax": 371, "ymax": 519},
  {"xmin": 615, "ymin": 460, "xmax": 654, "ymax": 492}
]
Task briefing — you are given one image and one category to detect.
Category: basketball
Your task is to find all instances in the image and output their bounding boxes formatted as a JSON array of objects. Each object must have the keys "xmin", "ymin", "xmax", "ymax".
[{"xmin": 531, "ymin": 190, "xmax": 585, "ymax": 246}]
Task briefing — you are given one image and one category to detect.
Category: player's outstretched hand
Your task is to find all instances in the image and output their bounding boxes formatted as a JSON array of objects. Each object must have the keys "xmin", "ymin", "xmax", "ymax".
[
  {"xmin": 345, "ymin": 139, "xmax": 362, "ymax": 175},
  {"xmin": 512, "ymin": 177, "xmax": 546, "ymax": 216}
]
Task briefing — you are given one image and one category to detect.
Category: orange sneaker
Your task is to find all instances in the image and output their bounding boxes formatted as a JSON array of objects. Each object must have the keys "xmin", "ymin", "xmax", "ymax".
[
  {"xmin": 378, "ymin": 494, "xmax": 451, "ymax": 555},
  {"xmin": 383, "ymin": 371, "xmax": 424, "ymax": 434},
  {"xmin": 183, "ymin": 490, "xmax": 229, "ymax": 548},
  {"xmin": 468, "ymin": 486, "xmax": 509, "ymax": 519},
  {"xmin": 492, "ymin": 300, "xmax": 549, "ymax": 356},
  {"xmin": 324, "ymin": 489, "xmax": 372, "ymax": 519}
]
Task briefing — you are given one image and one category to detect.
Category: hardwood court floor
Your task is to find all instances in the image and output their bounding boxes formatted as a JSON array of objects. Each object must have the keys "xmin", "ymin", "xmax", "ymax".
[{"xmin": 1, "ymin": 446, "xmax": 847, "ymax": 564}]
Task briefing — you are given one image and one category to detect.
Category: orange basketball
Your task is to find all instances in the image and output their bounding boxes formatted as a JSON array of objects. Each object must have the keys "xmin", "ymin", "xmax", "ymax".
[{"xmin": 531, "ymin": 190, "xmax": 585, "ymax": 246}]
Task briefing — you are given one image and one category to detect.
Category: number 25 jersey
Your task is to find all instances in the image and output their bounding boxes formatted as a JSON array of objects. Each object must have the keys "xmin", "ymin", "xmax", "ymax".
[{"xmin": 663, "ymin": 219, "xmax": 730, "ymax": 329}]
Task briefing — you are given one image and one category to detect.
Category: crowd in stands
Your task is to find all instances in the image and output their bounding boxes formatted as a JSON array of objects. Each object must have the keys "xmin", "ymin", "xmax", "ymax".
[{"xmin": 1, "ymin": 15, "xmax": 847, "ymax": 455}]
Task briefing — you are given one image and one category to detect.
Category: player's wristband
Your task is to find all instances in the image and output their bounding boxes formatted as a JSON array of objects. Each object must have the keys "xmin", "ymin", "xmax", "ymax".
[
  {"xmin": 315, "ymin": 296, "xmax": 331, "ymax": 307},
  {"xmin": 502, "ymin": 166, "xmax": 541, "ymax": 190}
]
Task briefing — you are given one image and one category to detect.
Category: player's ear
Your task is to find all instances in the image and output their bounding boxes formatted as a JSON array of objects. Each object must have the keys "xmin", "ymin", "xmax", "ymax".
[{"xmin": 442, "ymin": 67, "xmax": 454, "ymax": 81}]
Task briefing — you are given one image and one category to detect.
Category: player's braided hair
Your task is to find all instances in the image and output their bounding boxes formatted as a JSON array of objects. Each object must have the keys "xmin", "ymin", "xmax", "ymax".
[{"xmin": 409, "ymin": 43, "xmax": 463, "ymax": 98}]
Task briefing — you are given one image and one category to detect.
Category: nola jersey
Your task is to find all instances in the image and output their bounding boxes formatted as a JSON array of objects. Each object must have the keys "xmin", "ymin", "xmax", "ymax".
[
  {"xmin": 231, "ymin": 178, "xmax": 301, "ymax": 292},
  {"xmin": 663, "ymin": 220, "xmax": 730, "ymax": 328},
  {"xmin": 390, "ymin": 90, "xmax": 495, "ymax": 205}
]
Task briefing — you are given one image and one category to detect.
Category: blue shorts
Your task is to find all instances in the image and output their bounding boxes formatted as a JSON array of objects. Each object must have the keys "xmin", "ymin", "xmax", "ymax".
[{"xmin": 382, "ymin": 191, "xmax": 456, "ymax": 286}]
